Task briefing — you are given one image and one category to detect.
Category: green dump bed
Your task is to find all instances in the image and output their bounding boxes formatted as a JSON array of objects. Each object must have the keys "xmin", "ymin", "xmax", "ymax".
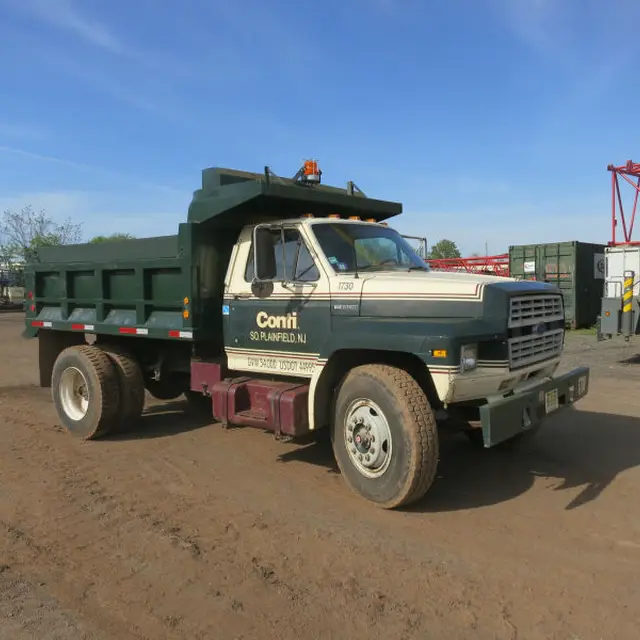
[
  {"xmin": 24, "ymin": 227, "xmax": 221, "ymax": 344},
  {"xmin": 24, "ymin": 164, "xmax": 402, "ymax": 346}
]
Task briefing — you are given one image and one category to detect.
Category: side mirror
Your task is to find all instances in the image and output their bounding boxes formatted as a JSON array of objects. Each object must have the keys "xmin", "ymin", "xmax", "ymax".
[{"xmin": 253, "ymin": 225, "xmax": 277, "ymax": 281}]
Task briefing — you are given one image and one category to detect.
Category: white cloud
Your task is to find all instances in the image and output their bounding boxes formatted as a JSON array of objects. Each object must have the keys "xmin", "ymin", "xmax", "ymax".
[
  {"xmin": 0, "ymin": 145, "xmax": 102, "ymax": 173},
  {"xmin": 42, "ymin": 53, "xmax": 184, "ymax": 122},
  {"xmin": 0, "ymin": 145, "xmax": 185, "ymax": 195},
  {"xmin": 0, "ymin": 2, "xmax": 192, "ymax": 121},
  {"xmin": 0, "ymin": 190, "xmax": 91, "ymax": 218},
  {"xmin": 493, "ymin": 0, "xmax": 640, "ymax": 61},
  {"xmin": 494, "ymin": 0, "xmax": 562, "ymax": 54},
  {"xmin": 0, "ymin": 189, "xmax": 189, "ymax": 241},
  {"xmin": 7, "ymin": 0, "xmax": 125, "ymax": 54},
  {"xmin": 0, "ymin": 188, "xmax": 612, "ymax": 256},
  {"xmin": 396, "ymin": 207, "xmax": 610, "ymax": 256},
  {"xmin": 0, "ymin": 122, "xmax": 48, "ymax": 142},
  {"xmin": 3, "ymin": 0, "xmax": 191, "ymax": 79}
]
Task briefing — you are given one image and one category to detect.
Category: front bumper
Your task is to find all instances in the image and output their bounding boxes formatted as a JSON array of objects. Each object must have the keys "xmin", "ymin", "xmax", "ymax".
[{"xmin": 478, "ymin": 366, "xmax": 590, "ymax": 447}]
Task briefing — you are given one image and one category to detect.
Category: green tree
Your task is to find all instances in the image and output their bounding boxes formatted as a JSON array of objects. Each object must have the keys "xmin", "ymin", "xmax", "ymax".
[
  {"xmin": 428, "ymin": 239, "xmax": 461, "ymax": 260},
  {"xmin": 89, "ymin": 233, "xmax": 136, "ymax": 243},
  {"xmin": 0, "ymin": 205, "xmax": 82, "ymax": 263}
]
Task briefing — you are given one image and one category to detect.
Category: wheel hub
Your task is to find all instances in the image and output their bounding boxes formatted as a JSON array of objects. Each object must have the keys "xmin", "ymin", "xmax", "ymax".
[
  {"xmin": 344, "ymin": 399, "xmax": 392, "ymax": 478},
  {"xmin": 59, "ymin": 366, "xmax": 90, "ymax": 422},
  {"xmin": 353, "ymin": 426, "xmax": 373, "ymax": 453}
]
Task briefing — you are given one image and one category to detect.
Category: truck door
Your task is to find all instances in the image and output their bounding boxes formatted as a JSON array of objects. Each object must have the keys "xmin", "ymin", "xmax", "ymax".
[{"xmin": 223, "ymin": 225, "xmax": 331, "ymax": 378}]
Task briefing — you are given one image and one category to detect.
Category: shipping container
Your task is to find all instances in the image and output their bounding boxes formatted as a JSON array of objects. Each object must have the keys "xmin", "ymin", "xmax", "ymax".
[
  {"xmin": 599, "ymin": 245, "xmax": 640, "ymax": 338},
  {"xmin": 603, "ymin": 245, "xmax": 640, "ymax": 299},
  {"xmin": 508, "ymin": 241, "xmax": 606, "ymax": 329}
]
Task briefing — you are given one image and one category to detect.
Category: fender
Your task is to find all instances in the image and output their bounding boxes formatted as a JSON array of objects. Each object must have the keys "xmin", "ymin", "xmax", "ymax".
[{"xmin": 306, "ymin": 316, "xmax": 501, "ymax": 429}]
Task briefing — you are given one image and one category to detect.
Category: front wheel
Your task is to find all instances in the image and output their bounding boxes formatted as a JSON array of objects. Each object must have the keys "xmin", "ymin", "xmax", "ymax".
[{"xmin": 332, "ymin": 364, "xmax": 439, "ymax": 509}]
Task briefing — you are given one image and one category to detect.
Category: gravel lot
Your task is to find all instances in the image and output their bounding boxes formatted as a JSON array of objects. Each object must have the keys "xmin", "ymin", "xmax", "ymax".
[{"xmin": 1, "ymin": 310, "xmax": 639, "ymax": 639}]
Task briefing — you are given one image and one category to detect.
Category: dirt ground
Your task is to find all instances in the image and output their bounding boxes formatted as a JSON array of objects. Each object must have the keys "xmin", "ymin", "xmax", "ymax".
[{"xmin": 1, "ymin": 311, "xmax": 639, "ymax": 640}]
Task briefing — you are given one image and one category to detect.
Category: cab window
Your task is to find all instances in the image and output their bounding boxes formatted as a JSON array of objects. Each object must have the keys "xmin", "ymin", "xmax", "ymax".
[
  {"xmin": 311, "ymin": 222, "xmax": 428, "ymax": 272},
  {"xmin": 244, "ymin": 227, "xmax": 320, "ymax": 282}
]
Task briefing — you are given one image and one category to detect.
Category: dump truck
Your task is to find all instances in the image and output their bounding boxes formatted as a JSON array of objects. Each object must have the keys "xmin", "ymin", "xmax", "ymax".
[{"xmin": 23, "ymin": 161, "xmax": 590, "ymax": 509}]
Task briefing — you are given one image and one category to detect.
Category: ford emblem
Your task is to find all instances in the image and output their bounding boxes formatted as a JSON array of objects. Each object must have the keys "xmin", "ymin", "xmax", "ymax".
[{"xmin": 533, "ymin": 322, "xmax": 547, "ymax": 335}]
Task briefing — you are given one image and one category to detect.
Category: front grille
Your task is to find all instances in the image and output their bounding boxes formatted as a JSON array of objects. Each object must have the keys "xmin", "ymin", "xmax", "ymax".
[
  {"xmin": 507, "ymin": 294, "xmax": 565, "ymax": 369},
  {"xmin": 509, "ymin": 328, "xmax": 564, "ymax": 369},
  {"xmin": 508, "ymin": 294, "xmax": 563, "ymax": 329}
]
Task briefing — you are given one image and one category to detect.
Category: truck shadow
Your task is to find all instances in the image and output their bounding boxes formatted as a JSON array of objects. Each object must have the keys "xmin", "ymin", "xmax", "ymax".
[
  {"xmin": 109, "ymin": 399, "xmax": 213, "ymax": 440},
  {"xmin": 277, "ymin": 432, "xmax": 340, "ymax": 473},
  {"xmin": 278, "ymin": 410, "xmax": 640, "ymax": 513}
]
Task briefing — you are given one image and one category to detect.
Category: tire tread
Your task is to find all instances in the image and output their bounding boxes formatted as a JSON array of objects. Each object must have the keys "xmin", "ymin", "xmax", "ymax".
[
  {"xmin": 336, "ymin": 364, "xmax": 439, "ymax": 509},
  {"xmin": 100, "ymin": 346, "xmax": 145, "ymax": 431}
]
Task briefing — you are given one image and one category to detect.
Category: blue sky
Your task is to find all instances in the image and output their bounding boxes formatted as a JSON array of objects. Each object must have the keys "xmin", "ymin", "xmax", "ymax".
[{"xmin": 0, "ymin": 0, "xmax": 638, "ymax": 256}]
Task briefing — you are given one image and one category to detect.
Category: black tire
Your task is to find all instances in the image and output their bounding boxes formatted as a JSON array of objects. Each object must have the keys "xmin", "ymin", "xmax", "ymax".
[
  {"xmin": 331, "ymin": 364, "xmax": 439, "ymax": 509},
  {"xmin": 145, "ymin": 377, "xmax": 184, "ymax": 401},
  {"xmin": 465, "ymin": 424, "xmax": 542, "ymax": 451},
  {"xmin": 100, "ymin": 346, "xmax": 145, "ymax": 432},
  {"xmin": 51, "ymin": 345, "xmax": 121, "ymax": 440}
]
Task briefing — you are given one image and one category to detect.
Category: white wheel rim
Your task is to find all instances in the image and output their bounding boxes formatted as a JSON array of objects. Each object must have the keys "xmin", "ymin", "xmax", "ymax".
[
  {"xmin": 344, "ymin": 398, "xmax": 393, "ymax": 478},
  {"xmin": 59, "ymin": 367, "xmax": 90, "ymax": 421}
]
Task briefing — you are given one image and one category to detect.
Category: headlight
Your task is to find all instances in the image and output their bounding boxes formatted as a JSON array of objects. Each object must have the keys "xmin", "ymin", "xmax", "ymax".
[{"xmin": 460, "ymin": 344, "xmax": 477, "ymax": 372}]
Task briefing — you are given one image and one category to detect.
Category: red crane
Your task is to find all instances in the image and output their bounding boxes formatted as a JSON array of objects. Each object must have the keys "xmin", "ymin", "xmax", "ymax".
[
  {"xmin": 426, "ymin": 254, "xmax": 510, "ymax": 277},
  {"xmin": 608, "ymin": 160, "xmax": 640, "ymax": 246}
]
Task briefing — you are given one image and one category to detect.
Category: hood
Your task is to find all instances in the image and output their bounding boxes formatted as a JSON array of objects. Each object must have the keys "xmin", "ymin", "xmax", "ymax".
[
  {"xmin": 360, "ymin": 270, "xmax": 513, "ymax": 296},
  {"xmin": 357, "ymin": 271, "xmax": 557, "ymax": 319}
]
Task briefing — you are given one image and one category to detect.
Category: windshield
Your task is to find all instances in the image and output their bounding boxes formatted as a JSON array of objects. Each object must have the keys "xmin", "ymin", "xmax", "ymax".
[{"xmin": 310, "ymin": 222, "xmax": 428, "ymax": 273}]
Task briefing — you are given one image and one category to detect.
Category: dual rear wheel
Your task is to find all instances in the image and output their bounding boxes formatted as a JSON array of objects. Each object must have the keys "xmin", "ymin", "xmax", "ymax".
[{"xmin": 51, "ymin": 345, "xmax": 145, "ymax": 439}]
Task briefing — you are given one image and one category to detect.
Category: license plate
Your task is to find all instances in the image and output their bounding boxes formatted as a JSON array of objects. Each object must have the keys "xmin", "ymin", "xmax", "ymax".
[
  {"xmin": 545, "ymin": 388, "xmax": 559, "ymax": 413},
  {"xmin": 577, "ymin": 375, "xmax": 587, "ymax": 396}
]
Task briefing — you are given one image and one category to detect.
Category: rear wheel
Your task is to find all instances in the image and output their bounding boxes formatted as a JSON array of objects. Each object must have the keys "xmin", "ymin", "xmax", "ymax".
[
  {"xmin": 51, "ymin": 345, "xmax": 120, "ymax": 439},
  {"xmin": 100, "ymin": 346, "xmax": 145, "ymax": 432},
  {"xmin": 332, "ymin": 364, "xmax": 439, "ymax": 509}
]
